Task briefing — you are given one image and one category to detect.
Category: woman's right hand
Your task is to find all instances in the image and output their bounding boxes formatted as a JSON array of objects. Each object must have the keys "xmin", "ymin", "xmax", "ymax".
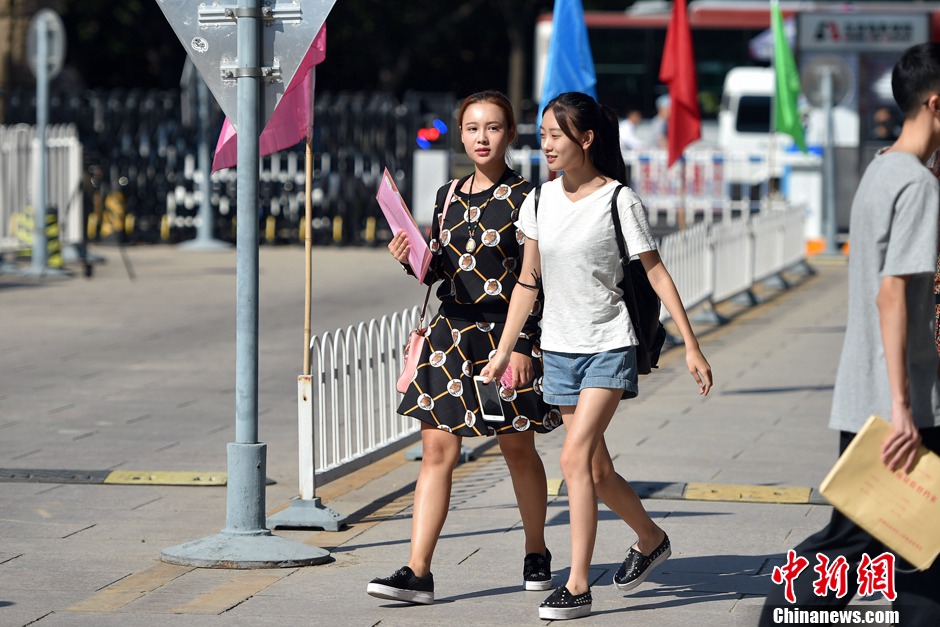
[
  {"xmin": 480, "ymin": 350, "xmax": 511, "ymax": 385},
  {"xmin": 388, "ymin": 230, "xmax": 410, "ymax": 264}
]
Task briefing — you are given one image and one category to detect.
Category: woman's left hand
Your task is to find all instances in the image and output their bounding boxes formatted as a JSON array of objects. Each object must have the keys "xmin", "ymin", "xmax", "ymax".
[
  {"xmin": 508, "ymin": 352, "xmax": 534, "ymax": 389},
  {"xmin": 686, "ymin": 348, "xmax": 713, "ymax": 396}
]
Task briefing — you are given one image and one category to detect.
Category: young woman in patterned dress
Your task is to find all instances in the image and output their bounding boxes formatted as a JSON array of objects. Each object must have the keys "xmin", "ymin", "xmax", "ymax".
[{"xmin": 367, "ymin": 91, "xmax": 560, "ymax": 605}]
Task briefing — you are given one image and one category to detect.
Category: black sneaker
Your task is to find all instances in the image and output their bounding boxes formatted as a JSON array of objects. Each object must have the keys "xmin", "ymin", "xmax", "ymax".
[
  {"xmin": 613, "ymin": 533, "xmax": 671, "ymax": 591},
  {"xmin": 523, "ymin": 548, "xmax": 553, "ymax": 591},
  {"xmin": 538, "ymin": 586, "xmax": 592, "ymax": 620},
  {"xmin": 366, "ymin": 566, "xmax": 434, "ymax": 604}
]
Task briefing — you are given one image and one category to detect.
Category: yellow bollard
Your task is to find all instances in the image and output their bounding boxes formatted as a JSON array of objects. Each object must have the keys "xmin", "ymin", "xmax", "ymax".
[
  {"xmin": 86, "ymin": 211, "xmax": 99, "ymax": 240},
  {"xmin": 266, "ymin": 215, "xmax": 277, "ymax": 243},
  {"xmin": 16, "ymin": 208, "xmax": 33, "ymax": 258},
  {"xmin": 102, "ymin": 191, "xmax": 126, "ymax": 239},
  {"xmin": 45, "ymin": 211, "xmax": 62, "ymax": 269},
  {"xmin": 332, "ymin": 216, "xmax": 343, "ymax": 244}
]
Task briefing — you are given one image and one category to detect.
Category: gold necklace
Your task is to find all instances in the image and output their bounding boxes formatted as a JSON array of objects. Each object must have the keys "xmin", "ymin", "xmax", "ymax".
[{"xmin": 465, "ymin": 173, "xmax": 485, "ymax": 253}]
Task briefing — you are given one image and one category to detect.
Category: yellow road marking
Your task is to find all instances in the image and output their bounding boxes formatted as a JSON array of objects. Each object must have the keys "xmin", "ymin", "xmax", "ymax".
[
  {"xmin": 171, "ymin": 571, "xmax": 289, "ymax": 614},
  {"xmin": 546, "ymin": 478, "xmax": 565, "ymax": 497},
  {"xmin": 68, "ymin": 561, "xmax": 193, "ymax": 612},
  {"xmin": 104, "ymin": 471, "xmax": 226, "ymax": 486},
  {"xmin": 684, "ymin": 482, "xmax": 812, "ymax": 504}
]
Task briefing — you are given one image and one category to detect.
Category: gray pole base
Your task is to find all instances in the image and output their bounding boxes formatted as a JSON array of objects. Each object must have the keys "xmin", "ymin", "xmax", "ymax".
[
  {"xmin": 267, "ymin": 497, "xmax": 347, "ymax": 532},
  {"xmin": 178, "ymin": 238, "xmax": 232, "ymax": 252},
  {"xmin": 160, "ymin": 530, "xmax": 331, "ymax": 569}
]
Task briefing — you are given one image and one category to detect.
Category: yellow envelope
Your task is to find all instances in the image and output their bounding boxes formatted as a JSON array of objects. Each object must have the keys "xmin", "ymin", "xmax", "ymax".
[{"xmin": 819, "ymin": 415, "xmax": 940, "ymax": 570}]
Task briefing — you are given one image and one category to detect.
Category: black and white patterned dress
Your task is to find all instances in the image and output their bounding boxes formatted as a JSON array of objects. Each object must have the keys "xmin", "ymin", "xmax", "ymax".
[{"xmin": 399, "ymin": 168, "xmax": 561, "ymax": 436}]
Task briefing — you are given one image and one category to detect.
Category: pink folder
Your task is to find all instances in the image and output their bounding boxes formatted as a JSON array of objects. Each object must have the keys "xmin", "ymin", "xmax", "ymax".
[{"xmin": 375, "ymin": 168, "xmax": 432, "ymax": 283}]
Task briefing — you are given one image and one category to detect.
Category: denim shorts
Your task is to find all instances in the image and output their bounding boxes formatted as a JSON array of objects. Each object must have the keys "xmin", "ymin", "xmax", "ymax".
[{"xmin": 541, "ymin": 346, "xmax": 639, "ymax": 406}]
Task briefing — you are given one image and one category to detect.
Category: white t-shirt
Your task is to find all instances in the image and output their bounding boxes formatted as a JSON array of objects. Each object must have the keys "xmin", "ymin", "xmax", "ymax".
[{"xmin": 516, "ymin": 178, "xmax": 657, "ymax": 353}]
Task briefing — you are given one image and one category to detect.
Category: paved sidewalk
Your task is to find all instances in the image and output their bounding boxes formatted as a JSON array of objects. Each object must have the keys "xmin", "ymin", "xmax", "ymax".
[{"xmin": 0, "ymin": 247, "xmax": 872, "ymax": 626}]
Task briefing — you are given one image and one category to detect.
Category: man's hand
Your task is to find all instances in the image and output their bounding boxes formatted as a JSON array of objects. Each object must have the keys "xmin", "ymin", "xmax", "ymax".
[{"xmin": 881, "ymin": 403, "xmax": 922, "ymax": 472}]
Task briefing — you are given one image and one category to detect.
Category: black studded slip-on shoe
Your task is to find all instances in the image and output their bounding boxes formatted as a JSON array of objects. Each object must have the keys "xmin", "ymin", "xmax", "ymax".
[
  {"xmin": 538, "ymin": 585, "xmax": 592, "ymax": 620},
  {"xmin": 367, "ymin": 566, "xmax": 434, "ymax": 605},
  {"xmin": 613, "ymin": 533, "xmax": 671, "ymax": 592},
  {"xmin": 523, "ymin": 548, "xmax": 553, "ymax": 591}
]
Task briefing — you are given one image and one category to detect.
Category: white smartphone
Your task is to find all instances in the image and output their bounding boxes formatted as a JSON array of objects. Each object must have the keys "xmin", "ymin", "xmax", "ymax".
[{"xmin": 473, "ymin": 375, "xmax": 505, "ymax": 423}]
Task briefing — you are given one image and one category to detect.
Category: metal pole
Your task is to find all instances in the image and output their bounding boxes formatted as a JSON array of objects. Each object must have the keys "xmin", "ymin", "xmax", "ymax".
[
  {"xmin": 821, "ymin": 68, "xmax": 839, "ymax": 255},
  {"xmin": 225, "ymin": 0, "xmax": 264, "ymax": 536},
  {"xmin": 31, "ymin": 13, "xmax": 49, "ymax": 273},
  {"xmin": 304, "ymin": 136, "xmax": 313, "ymax": 377},
  {"xmin": 179, "ymin": 74, "xmax": 230, "ymax": 251},
  {"xmin": 196, "ymin": 78, "xmax": 215, "ymax": 245},
  {"xmin": 161, "ymin": 0, "xmax": 331, "ymax": 565}
]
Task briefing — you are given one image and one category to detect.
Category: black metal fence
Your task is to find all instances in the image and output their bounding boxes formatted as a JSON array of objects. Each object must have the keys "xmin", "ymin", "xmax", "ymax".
[{"xmin": 1, "ymin": 87, "xmax": 455, "ymax": 246}]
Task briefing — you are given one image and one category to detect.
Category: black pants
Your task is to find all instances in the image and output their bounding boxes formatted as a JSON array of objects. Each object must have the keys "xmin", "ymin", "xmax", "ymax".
[{"xmin": 759, "ymin": 427, "xmax": 940, "ymax": 627}]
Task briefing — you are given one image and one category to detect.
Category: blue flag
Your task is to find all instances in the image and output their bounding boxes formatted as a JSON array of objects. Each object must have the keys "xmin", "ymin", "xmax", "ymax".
[{"xmin": 538, "ymin": 0, "xmax": 597, "ymax": 126}]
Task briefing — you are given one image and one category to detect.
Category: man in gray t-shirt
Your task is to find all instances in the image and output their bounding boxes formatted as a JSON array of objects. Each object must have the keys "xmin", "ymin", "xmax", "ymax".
[
  {"xmin": 760, "ymin": 43, "xmax": 940, "ymax": 627},
  {"xmin": 830, "ymin": 150, "xmax": 940, "ymax": 436}
]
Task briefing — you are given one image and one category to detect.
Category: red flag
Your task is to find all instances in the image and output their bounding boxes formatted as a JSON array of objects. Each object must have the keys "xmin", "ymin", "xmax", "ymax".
[
  {"xmin": 658, "ymin": 0, "xmax": 700, "ymax": 167},
  {"xmin": 212, "ymin": 25, "xmax": 327, "ymax": 171}
]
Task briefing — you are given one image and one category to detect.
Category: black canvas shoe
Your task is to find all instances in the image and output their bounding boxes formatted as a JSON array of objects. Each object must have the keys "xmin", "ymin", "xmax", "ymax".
[
  {"xmin": 367, "ymin": 566, "xmax": 434, "ymax": 604},
  {"xmin": 538, "ymin": 585, "xmax": 592, "ymax": 620},
  {"xmin": 613, "ymin": 533, "xmax": 671, "ymax": 591},
  {"xmin": 523, "ymin": 548, "xmax": 553, "ymax": 591}
]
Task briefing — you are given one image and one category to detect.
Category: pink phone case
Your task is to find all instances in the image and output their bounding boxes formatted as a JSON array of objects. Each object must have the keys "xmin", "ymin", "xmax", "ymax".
[{"xmin": 500, "ymin": 365, "xmax": 513, "ymax": 389}]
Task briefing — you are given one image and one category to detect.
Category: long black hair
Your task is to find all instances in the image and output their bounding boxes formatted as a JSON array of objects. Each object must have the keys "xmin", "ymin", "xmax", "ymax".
[{"xmin": 543, "ymin": 92, "xmax": 628, "ymax": 185}]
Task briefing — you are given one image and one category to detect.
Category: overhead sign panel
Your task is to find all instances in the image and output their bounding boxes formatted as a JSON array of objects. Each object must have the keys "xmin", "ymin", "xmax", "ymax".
[
  {"xmin": 798, "ymin": 13, "xmax": 929, "ymax": 53},
  {"xmin": 156, "ymin": 0, "xmax": 335, "ymax": 129}
]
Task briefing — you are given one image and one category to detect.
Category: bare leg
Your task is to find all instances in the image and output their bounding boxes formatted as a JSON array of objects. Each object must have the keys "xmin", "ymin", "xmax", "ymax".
[
  {"xmin": 498, "ymin": 430, "xmax": 548, "ymax": 555},
  {"xmin": 591, "ymin": 437, "xmax": 665, "ymax": 554},
  {"xmin": 407, "ymin": 423, "xmax": 462, "ymax": 577},
  {"xmin": 558, "ymin": 388, "xmax": 622, "ymax": 595}
]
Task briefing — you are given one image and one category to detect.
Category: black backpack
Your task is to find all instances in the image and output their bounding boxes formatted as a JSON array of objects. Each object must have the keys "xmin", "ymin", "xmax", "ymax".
[{"xmin": 533, "ymin": 184, "xmax": 666, "ymax": 375}]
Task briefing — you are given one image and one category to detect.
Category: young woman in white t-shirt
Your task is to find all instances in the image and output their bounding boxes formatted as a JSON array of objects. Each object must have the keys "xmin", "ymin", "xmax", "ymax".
[{"xmin": 482, "ymin": 91, "xmax": 713, "ymax": 620}]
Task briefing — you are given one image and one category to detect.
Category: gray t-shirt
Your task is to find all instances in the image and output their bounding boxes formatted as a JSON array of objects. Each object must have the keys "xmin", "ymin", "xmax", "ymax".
[{"xmin": 830, "ymin": 151, "xmax": 940, "ymax": 432}]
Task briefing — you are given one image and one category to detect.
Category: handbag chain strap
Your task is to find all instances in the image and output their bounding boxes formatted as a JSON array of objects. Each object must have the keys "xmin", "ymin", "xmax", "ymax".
[{"xmin": 417, "ymin": 176, "xmax": 462, "ymax": 328}]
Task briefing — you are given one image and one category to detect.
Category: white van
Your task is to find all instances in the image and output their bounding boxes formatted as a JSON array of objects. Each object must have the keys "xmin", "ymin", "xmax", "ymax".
[
  {"xmin": 717, "ymin": 67, "xmax": 792, "ymax": 152},
  {"xmin": 718, "ymin": 65, "xmax": 858, "ymax": 151}
]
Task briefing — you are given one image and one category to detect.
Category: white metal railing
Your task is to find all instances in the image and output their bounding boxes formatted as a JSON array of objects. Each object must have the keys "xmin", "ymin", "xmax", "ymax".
[
  {"xmin": 304, "ymin": 205, "xmax": 807, "ymax": 488},
  {"xmin": 658, "ymin": 205, "xmax": 807, "ymax": 322},
  {"xmin": 710, "ymin": 216, "xmax": 753, "ymax": 304},
  {"xmin": 309, "ymin": 306, "xmax": 422, "ymax": 479},
  {"xmin": 0, "ymin": 124, "xmax": 84, "ymax": 253},
  {"xmin": 658, "ymin": 220, "xmax": 711, "ymax": 315}
]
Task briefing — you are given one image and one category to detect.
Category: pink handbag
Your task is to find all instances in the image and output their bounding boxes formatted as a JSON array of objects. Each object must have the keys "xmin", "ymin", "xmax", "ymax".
[
  {"xmin": 396, "ymin": 178, "xmax": 460, "ymax": 394},
  {"xmin": 396, "ymin": 286, "xmax": 432, "ymax": 393}
]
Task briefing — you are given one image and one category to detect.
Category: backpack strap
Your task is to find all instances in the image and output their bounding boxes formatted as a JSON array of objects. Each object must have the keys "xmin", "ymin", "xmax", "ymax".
[
  {"xmin": 610, "ymin": 184, "xmax": 641, "ymax": 333},
  {"xmin": 608, "ymin": 185, "xmax": 629, "ymax": 267}
]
